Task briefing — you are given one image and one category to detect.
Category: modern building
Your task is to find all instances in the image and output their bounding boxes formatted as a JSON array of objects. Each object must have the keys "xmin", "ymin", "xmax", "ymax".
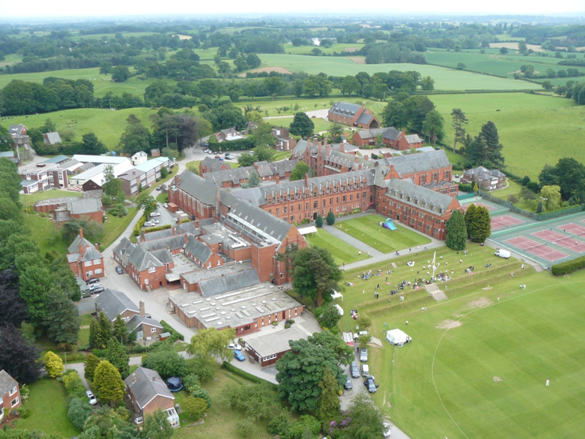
[
  {"xmin": 18, "ymin": 161, "xmax": 68, "ymax": 193},
  {"xmin": 245, "ymin": 326, "xmax": 308, "ymax": 366},
  {"xmin": 271, "ymin": 126, "xmax": 297, "ymax": 151},
  {"xmin": 328, "ymin": 101, "xmax": 380, "ymax": 129}
]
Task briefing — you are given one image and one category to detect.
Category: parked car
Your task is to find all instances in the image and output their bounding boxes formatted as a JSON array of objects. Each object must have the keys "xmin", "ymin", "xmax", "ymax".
[
  {"xmin": 455, "ymin": 174, "xmax": 460, "ymax": 178},
  {"xmin": 234, "ymin": 350, "xmax": 245, "ymax": 361},
  {"xmin": 344, "ymin": 378, "xmax": 353, "ymax": 390},
  {"xmin": 150, "ymin": 211, "xmax": 161, "ymax": 217},
  {"xmin": 115, "ymin": 266, "xmax": 124, "ymax": 275},
  {"xmin": 152, "ymin": 219, "xmax": 160, "ymax": 224},
  {"xmin": 201, "ymin": 141, "xmax": 209, "ymax": 147},
  {"xmin": 350, "ymin": 361, "xmax": 360, "ymax": 378},
  {"xmin": 166, "ymin": 377, "xmax": 183, "ymax": 392},
  {"xmin": 81, "ymin": 289, "xmax": 92, "ymax": 299},
  {"xmin": 360, "ymin": 348, "xmax": 368, "ymax": 362},
  {"xmin": 134, "ymin": 416, "xmax": 144, "ymax": 425},
  {"xmin": 90, "ymin": 286, "xmax": 105, "ymax": 295},
  {"xmin": 363, "ymin": 375, "xmax": 379, "ymax": 393},
  {"xmin": 86, "ymin": 390, "xmax": 97, "ymax": 405},
  {"xmin": 143, "ymin": 221, "xmax": 155, "ymax": 228},
  {"xmin": 89, "ymin": 283, "xmax": 102, "ymax": 291},
  {"xmin": 86, "ymin": 278, "xmax": 100, "ymax": 285},
  {"xmin": 228, "ymin": 342, "xmax": 242, "ymax": 350},
  {"xmin": 156, "ymin": 186, "xmax": 161, "ymax": 191},
  {"xmin": 163, "ymin": 203, "xmax": 168, "ymax": 209},
  {"xmin": 361, "ymin": 364, "xmax": 370, "ymax": 377},
  {"xmin": 225, "ymin": 153, "xmax": 234, "ymax": 160},
  {"xmin": 383, "ymin": 420, "xmax": 392, "ymax": 437}
]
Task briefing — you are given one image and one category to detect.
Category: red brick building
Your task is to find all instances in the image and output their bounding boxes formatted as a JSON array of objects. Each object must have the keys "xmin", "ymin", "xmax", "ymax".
[
  {"xmin": 245, "ymin": 326, "xmax": 307, "ymax": 366},
  {"xmin": 271, "ymin": 126, "xmax": 297, "ymax": 151},
  {"xmin": 67, "ymin": 229, "xmax": 105, "ymax": 282},
  {"xmin": 328, "ymin": 101, "xmax": 380, "ymax": 129},
  {"xmin": 0, "ymin": 370, "xmax": 21, "ymax": 421},
  {"xmin": 352, "ymin": 127, "xmax": 424, "ymax": 150},
  {"xmin": 198, "ymin": 157, "xmax": 231, "ymax": 177},
  {"xmin": 35, "ymin": 197, "xmax": 104, "ymax": 224}
]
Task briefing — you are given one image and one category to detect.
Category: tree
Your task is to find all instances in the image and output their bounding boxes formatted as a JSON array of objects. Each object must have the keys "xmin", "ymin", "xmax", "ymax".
[
  {"xmin": 456, "ymin": 62, "xmax": 466, "ymax": 70},
  {"xmin": 542, "ymin": 81, "xmax": 554, "ymax": 91},
  {"xmin": 422, "ymin": 110, "xmax": 445, "ymax": 145},
  {"xmin": 111, "ymin": 66, "xmax": 131, "ymax": 82},
  {"xmin": 340, "ymin": 76, "xmax": 360, "ymax": 96},
  {"xmin": 315, "ymin": 214, "xmax": 324, "ymax": 228},
  {"xmin": 97, "ymin": 311, "xmax": 112, "ymax": 349},
  {"xmin": 93, "ymin": 360, "xmax": 126, "ymax": 406},
  {"xmin": 317, "ymin": 367, "xmax": 340, "ymax": 429},
  {"xmin": 464, "ymin": 203, "xmax": 477, "ymax": 239},
  {"xmin": 187, "ymin": 327, "xmax": 236, "ymax": 362},
  {"xmin": 541, "ymin": 185, "xmax": 561, "ymax": 211},
  {"xmin": 310, "ymin": 331, "xmax": 354, "ymax": 368},
  {"xmin": 84, "ymin": 353, "xmax": 101, "ymax": 382},
  {"xmin": 0, "ymin": 268, "xmax": 28, "ymax": 328},
  {"xmin": 238, "ymin": 153, "xmax": 255, "ymax": 167},
  {"xmin": 480, "ymin": 121, "xmax": 505, "ymax": 168},
  {"xmin": 328, "ymin": 123, "xmax": 344, "ymax": 143},
  {"xmin": 290, "ymin": 162, "xmax": 310, "ymax": 181},
  {"xmin": 264, "ymin": 77, "xmax": 286, "ymax": 96},
  {"xmin": 537, "ymin": 200, "xmax": 544, "ymax": 213},
  {"xmin": 246, "ymin": 170, "xmax": 261, "ymax": 188},
  {"xmin": 326, "ymin": 211, "xmax": 335, "ymax": 226},
  {"xmin": 44, "ymin": 289, "xmax": 80, "ymax": 345},
  {"xmin": 276, "ymin": 337, "xmax": 345, "ymax": 412},
  {"xmin": 339, "ymin": 393, "xmax": 385, "ymax": 439},
  {"xmin": 382, "ymin": 100, "xmax": 406, "ymax": 129},
  {"xmin": 289, "ymin": 112, "xmax": 314, "ymax": 138},
  {"xmin": 538, "ymin": 164, "xmax": 559, "ymax": 187},
  {"xmin": 183, "ymin": 396, "xmax": 208, "ymax": 420},
  {"xmin": 500, "ymin": 47, "xmax": 509, "ymax": 54},
  {"xmin": 420, "ymin": 76, "xmax": 435, "ymax": 90},
  {"xmin": 319, "ymin": 303, "xmax": 342, "ymax": 329},
  {"xmin": 446, "ymin": 210, "xmax": 467, "ymax": 250},
  {"xmin": 107, "ymin": 337, "xmax": 130, "ymax": 379},
  {"xmin": 0, "ymin": 324, "xmax": 41, "ymax": 384},
  {"xmin": 18, "ymin": 265, "xmax": 53, "ymax": 327},
  {"xmin": 254, "ymin": 146, "xmax": 276, "ymax": 162},
  {"xmin": 67, "ymin": 397, "xmax": 93, "ymax": 430},
  {"xmin": 469, "ymin": 206, "xmax": 491, "ymax": 243},
  {"xmin": 142, "ymin": 409, "xmax": 174, "ymax": 439},
  {"xmin": 142, "ymin": 344, "xmax": 187, "ymax": 379},
  {"xmin": 81, "ymin": 133, "xmax": 107, "ymax": 155},
  {"xmin": 186, "ymin": 356, "xmax": 217, "ymax": 383},
  {"xmin": 451, "ymin": 108, "xmax": 468, "ymax": 152},
  {"xmin": 290, "ymin": 246, "xmax": 343, "ymax": 306},
  {"xmin": 136, "ymin": 193, "xmax": 157, "ymax": 216},
  {"xmin": 113, "ymin": 315, "xmax": 132, "ymax": 345},
  {"xmin": 119, "ymin": 116, "xmax": 151, "ymax": 155},
  {"xmin": 43, "ymin": 351, "xmax": 64, "ymax": 378},
  {"xmin": 552, "ymin": 157, "xmax": 585, "ymax": 203}
]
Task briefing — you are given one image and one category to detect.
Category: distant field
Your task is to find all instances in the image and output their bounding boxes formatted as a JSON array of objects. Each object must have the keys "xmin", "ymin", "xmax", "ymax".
[
  {"xmin": 268, "ymin": 116, "xmax": 333, "ymax": 133},
  {"xmin": 258, "ymin": 55, "xmax": 539, "ymax": 90},
  {"xmin": 283, "ymin": 43, "xmax": 364, "ymax": 55},
  {"xmin": 431, "ymin": 93, "xmax": 583, "ymax": 178},
  {"xmin": 0, "ymin": 53, "xmax": 23, "ymax": 67},
  {"xmin": 3, "ymin": 107, "xmax": 158, "ymax": 149}
]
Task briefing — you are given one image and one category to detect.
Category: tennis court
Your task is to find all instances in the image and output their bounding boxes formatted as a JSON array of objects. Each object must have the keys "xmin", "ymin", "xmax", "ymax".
[
  {"xmin": 460, "ymin": 198, "xmax": 510, "ymax": 216},
  {"xmin": 461, "ymin": 202, "xmax": 496, "ymax": 212},
  {"xmin": 503, "ymin": 237, "xmax": 569, "ymax": 262},
  {"xmin": 532, "ymin": 229, "xmax": 585, "ymax": 253},
  {"xmin": 491, "ymin": 214, "xmax": 526, "ymax": 231}
]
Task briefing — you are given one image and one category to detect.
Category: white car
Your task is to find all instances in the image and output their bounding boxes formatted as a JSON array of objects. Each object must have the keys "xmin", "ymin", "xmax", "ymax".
[
  {"xmin": 228, "ymin": 342, "xmax": 242, "ymax": 350},
  {"xmin": 150, "ymin": 212, "xmax": 161, "ymax": 217},
  {"xmin": 163, "ymin": 203, "xmax": 168, "ymax": 209},
  {"xmin": 86, "ymin": 390, "xmax": 97, "ymax": 405},
  {"xmin": 152, "ymin": 219, "xmax": 160, "ymax": 224},
  {"xmin": 88, "ymin": 283, "xmax": 101, "ymax": 291},
  {"xmin": 143, "ymin": 221, "xmax": 155, "ymax": 228}
]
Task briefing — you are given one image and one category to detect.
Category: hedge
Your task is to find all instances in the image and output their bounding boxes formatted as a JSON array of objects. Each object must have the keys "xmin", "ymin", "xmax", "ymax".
[
  {"xmin": 160, "ymin": 320, "xmax": 185, "ymax": 341},
  {"xmin": 209, "ymin": 136, "xmax": 255, "ymax": 152},
  {"xmin": 221, "ymin": 361, "xmax": 278, "ymax": 391},
  {"xmin": 551, "ymin": 255, "xmax": 585, "ymax": 275},
  {"xmin": 142, "ymin": 224, "xmax": 172, "ymax": 233},
  {"xmin": 133, "ymin": 214, "xmax": 148, "ymax": 236}
]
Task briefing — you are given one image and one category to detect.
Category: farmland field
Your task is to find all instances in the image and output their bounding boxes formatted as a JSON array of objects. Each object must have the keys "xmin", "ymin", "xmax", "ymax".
[
  {"xmin": 283, "ymin": 43, "xmax": 365, "ymax": 55},
  {"xmin": 332, "ymin": 243, "xmax": 585, "ymax": 439},
  {"xmin": 258, "ymin": 54, "xmax": 540, "ymax": 90},
  {"xmin": 431, "ymin": 92, "xmax": 583, "ymax": 178}
]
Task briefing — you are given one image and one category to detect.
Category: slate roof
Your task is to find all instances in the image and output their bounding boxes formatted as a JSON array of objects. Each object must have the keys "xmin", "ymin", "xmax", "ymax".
[
  {"xmin": 9, "ymin": 124, "xmax": 26, "ymax": 136},
  {"xmin": 385, "ymin": 178, "xmax": 456, "ymax": 215},
  {"xmin": 79, "ymin": 246, "xmax": 103, "ymax": 263},
  {"xmin": 356, "ymin": 113, "xmax": 374, "ymax": 125},
  {"xmin": 464, "ymin": 166, "xmax": 506, "ymax": 179},
  {"xmin": 0, "ymin": 370, "xmax": 18, "ymax": 397},
  {"xmin": 204, "ymin": 166, "xmax": 255, "ymax": 186},
  {"xmin": 150, "ymin": 249, "xmax": 174, "ymax": 265},
  {"xmin": 198, "ymin": 269, "xmax": 261, "ymax": 297},
  {"xmin": 124, "ymin": 367, "xmax": 173, "ymax": 411},
  {"xmin": 355, "ymin": 128, "xmax": 386, "ymax": 139},
  {"xmin": 200, "ymin": 157, "xmax": 228, "ymax": 173},
  {"xmin": 126, "ymin": 315, "xmax": 163, "ymax": 332},
  {"xmin": 176, "ymin": 170, "xmax": 218, "ymax": 206},
  {"xmin": 95, "ymin": 288, "xmax": 139, "ymax": 321},
  {"xmin": 43, "ymin": 132, "xmax": 62, "ymax": 144},
  {"xmin": 179, "ymin": 222, "xmax": 200, "ymax": 235},
  {"xmin": 128, "ymin": 245, "xmax": 164, "ymax": 272},
  {"xmin": 113, "ymin": 237, "xmax": 135, "ymax": 267},
  {"xmin": 185, "ymin": 235, "xmax": 212, "ymax": 264},
  {"xmin": 142, "ymin": 229, "xmax": 174, "ymax": 241},
  {"xmin": 68, "ymin": 198, "xmax": 103, "ymax": 215},
  {"xmin": 384, "ymin": 150, "xmax": 450, "ymax": 176},
  {"xmin": 255, "ymin": 160, "xmax": 298, "ymax": 178},
  {"xmin": 329, "ymin": 101, "xmax": 363, "ymax": 116},
  {"xmin": 140, "ymin": 235, "xmax": 186, "ymax": 253},
  {"xmin": 68, "ymin": 233, "xmax": 97, "ymax": 254},
  {"xmin": 78, "ymin": 163, "xmax": 95, "ymax": 172},
  {"xmin": 405, "ymin": 134, "xmax": 423, "ymax": 144}
]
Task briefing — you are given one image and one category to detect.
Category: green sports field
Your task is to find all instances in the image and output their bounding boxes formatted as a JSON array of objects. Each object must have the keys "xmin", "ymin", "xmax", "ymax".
[
  {"xmin": 258, "ymin": 54, "xmax": 540, "ymax": 91},
  {"xmin": 431, "ymin": 92, "xmax": 583, "ymax": 179},
  {"xmin": 305, "ymin": 228, "xmax": 370, "ymax": 265},
  {"xmin": 334, "ymin": 214, "xmax": 431, "ymax": 253},
  {"xmin": 332, "ymin": 243, "xmax": 585, "ymax": 439}
]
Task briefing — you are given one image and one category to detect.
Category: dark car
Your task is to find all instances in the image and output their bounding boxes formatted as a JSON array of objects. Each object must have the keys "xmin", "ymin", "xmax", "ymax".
[
  {"xmin": 363, "ymin": 375, "xmax": 379, "ymax": 393},
  {"xmin": 115, "ymin": 266, "xmax": 124, "ymax": 274},
  {"xmin": 91, "ymin": 286, "xmax": 105, "ymax": 295},
  {"xmin": 86, "ymin": 278, "xmax": 100, "ymax": 285},
  {"xmin": 166, "ymin": 377, "xmax": 183, "ymax": 392},
  {"xmin": 344, "ymin": 378, "xmax": 353, "ymax": 390},
  {"xmin": 350, "ymin": 361, "xmax": 360, "ymax": 378},
  {"xmin": 201, "ymin": 141, "xmax": 209, "ymax": 147}
]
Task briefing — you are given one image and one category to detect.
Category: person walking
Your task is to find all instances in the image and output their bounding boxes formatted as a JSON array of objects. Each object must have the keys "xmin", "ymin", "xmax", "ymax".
[{"xmin": 405, "ymin": 320, "xmax": 408, "ymax": 325}]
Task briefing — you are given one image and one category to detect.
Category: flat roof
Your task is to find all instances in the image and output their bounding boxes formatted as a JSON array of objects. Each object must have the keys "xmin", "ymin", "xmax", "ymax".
[
  {"xmin": 170, "ymin": 283, "xmax": 302, "ymax": 330},
  {"xmin": 135, "ymin": 157, "xmax": 169, "ymax": 173},
  {"xmin": 72, "ymin": 155, "xmax": 130, "ymax": 165},
  {"xmin": 246, "ymin": 326, "xmax": 308, "ymax": 358},
  {"xmin": 200, "ymin": 223, "xmax": 251, "ymax": 251},
  {"xmin": 181, "ymin": 262, "xmax": 254, "ymax": 284}
]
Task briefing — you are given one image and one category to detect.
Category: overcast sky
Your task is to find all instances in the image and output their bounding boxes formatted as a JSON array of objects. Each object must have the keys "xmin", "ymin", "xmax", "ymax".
[{"xmin": 2, "ymin": 0, "xmax": 584, "ymax": 19}]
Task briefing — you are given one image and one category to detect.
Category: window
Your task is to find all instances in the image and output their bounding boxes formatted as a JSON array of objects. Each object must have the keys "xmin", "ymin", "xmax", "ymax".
[
  {"xmin": 298, "ymin": 203, "xmax": 302, "ymax": 211},
  {"xmin": 86, "ymin": 271, "xmax": 93, "ymax": 277},
  {"xmin": 420, "ymin": 175, "xmax": 426, "ymax": 184},
  {"xmin": 313, "ymin": 201, "xmax": 318, "ymax": 208},
  {"xmin": 283, "ymin": 206, "xmax": 287, "ymax": 213},
  {"xmin": 336, "ymin": 196, "xmax": 340, "ymax": 203},
  {"xmin": 350, "ymin": 194, "xmax": 353, "ymax": 201},
  {"xmin": 433, "ymin": 173, "xmax": 438, "ymax": 181},
  {"xmin": 276, "ymin": 208, "xmax": 280, "ymax": 215},
  {"xmin": 330, "ymin": 198, "xmax": 333, "ymax": 205},
  {"xmin": 322, "ymin": 199, "xmax": 326, "ymax": 207},
  {"xmin": 95, "ymin": 269, "xmax": 103, "ymax": 275},
  {"xmin": 151, "ymin": 327, "xmax": 157, "ymax": 333},
  {"xmin": 11, "ymin": 397, "xmax": 19, "ymax": 407},
  {"xmin": 149, "ymin": 267, "xmax": 156, "ymax": 273},
  {"xmin": 291, "ymin": 205, "xmax": 294, "ymax": 212},
  {"xmin": 9, "ymin": 386, "xmax": 17, "ymax": 396},
  {"xmin": 445, "ymin": 170, "xmax": 450, "ymax": 180},
  {"xmin": 291, "ymin": 215, "xmax": 295, "ymax": 222},
  {"xmin": 85, "ymin": 260, "xmax": 93, "ymax": 267},
  {"xmin": 343, "ymin": 195, "xmax": 347, "ymax": 202}
]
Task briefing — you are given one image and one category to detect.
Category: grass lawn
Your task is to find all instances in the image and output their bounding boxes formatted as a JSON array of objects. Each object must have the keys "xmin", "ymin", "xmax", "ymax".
[
  {"xmin": 332, "ymin": 243, "xmax": 585, "ymax": 439},
  {"xmin": 305, "ymin": 228, "xmax": 370, "ymax": 265},
  {"xmin": 273, "ymin": 150, "xmax": 292, "ymax": 161},
  {"xmin": 431, "ymin": 93, "xmax": 583, "ymax": 179},
  {"xmin": 173, "ymin": 368, "xmax": 295, "ymax": 439},
  {"xmin": 14, "ymin": 378, "xmax": 79, "ymax": 437},
  {"xmin": 101, "ymin": 206, "xmax": 138, "ymax": 250},
  {"xmin": 20, "ymin": 189, "xmax": 81, "ymax": 207},
  {"xmin": 335, "ymin": 214, "xmax": 431, "ymax": 254},
  {"xmin": 268, "ymin": 116, "xmax": 333, "ymax": 133},
  {"xmin": 23, "ymin": 212, "xmax": 68, "ymax": 256},
  {"xmin": 258, "ymin": 55, "xmax": 539, "ymax": 91},
  {"xmin": 282, "ymin": 43, "xmax": 365, "ymax": 55},
  {"xmin": 491, "ymin": 179, "xmax": 523, "ymax": 199}
]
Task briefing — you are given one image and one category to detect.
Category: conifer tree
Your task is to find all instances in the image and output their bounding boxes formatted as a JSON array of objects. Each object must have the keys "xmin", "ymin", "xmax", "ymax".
[{"xmin": 446, "ymin": 210, "xmax": 467, "ymax": 250}]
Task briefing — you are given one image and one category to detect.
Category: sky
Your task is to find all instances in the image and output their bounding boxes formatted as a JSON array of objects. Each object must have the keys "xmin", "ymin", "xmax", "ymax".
[{"xmin": 1, "ymin": 0, "xmax": 584, "ymax": 19}]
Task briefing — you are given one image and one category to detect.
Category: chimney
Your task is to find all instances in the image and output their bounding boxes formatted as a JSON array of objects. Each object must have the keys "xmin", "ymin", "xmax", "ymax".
[
  {"xmin": 304, "ymin": 173, "xmax": 310, "ymax": 188},
  {"xmin": 339, "ymin": 143, "xmax": 345, "ymax": 153},
  {"xmin": 364, "ymin": 155, "xmax": 369, "ymax": 161},
  {"xmin": 132, "ymin": 373, "xmax": 136, "ymax": 383},
  {"xmin": 139, "ymin": 301, "xmax": 145, "ymax": 317},
  {"xmin": 95, "ymin": 243, "xmax": 99, "ymax": 250},
  {"xmin": 79, "ymin": 228, "xmax": 84, "ymax": 239},
  {"xmin": 276, "ymin": 175, "xmax": 280, "ymax": 184}
]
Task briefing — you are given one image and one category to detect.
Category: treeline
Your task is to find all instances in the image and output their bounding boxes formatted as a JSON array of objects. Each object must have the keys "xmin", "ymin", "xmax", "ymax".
[
  {"xmin": 511, "ymin": 24, "xmax": 585, "ymax": 49},
  {"xmin": 0, "ymin": 158, "xmax": 82, "ymax": 386}
]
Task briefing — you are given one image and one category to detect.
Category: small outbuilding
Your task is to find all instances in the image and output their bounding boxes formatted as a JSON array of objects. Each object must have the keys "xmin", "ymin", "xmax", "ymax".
[
  {"xmin": 386, "ymin": 329, "xmax": 412, "ymax": 346},
  {"xmin": 245, "ymin": 326, "xmax": 307, "ymax": 366}
]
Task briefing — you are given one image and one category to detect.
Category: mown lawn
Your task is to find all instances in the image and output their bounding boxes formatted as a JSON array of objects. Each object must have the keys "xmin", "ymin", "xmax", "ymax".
[
  {"xmin": 333, "ymin": 242, "xmax": 585, "ymax": 439},
  {"xmin": 335, "ymin": 214, "xmax": 431, "ymax": 254},
  {"xmin": 14, "ymin": 378, "xmax": 79, "ymax": 437},
  {"xmin": 305, "ymin": 228, "xmax": 369, "ymax": 266},
  {"xmin": 20, "ymin": 189, "xmax": 81, "ymax": 207},
  {"xmin": 23, "ymin": 212, "xmax": 68, "ymax": 256}
]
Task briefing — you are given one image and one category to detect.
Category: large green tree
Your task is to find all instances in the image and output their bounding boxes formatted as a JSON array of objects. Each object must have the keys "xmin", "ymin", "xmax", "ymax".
[
  {"xmin": 290, "ymin": 246, "xmax": 342, "ymax": 306},
  {"xmin": 187, "ymin": 327, "xmax": 236, "ymax": 362},
  {"xmin": 44, "ymin": 289, "xmax": 80, "ymax": 345},
  {"xmin": 422, "ymin": 110, "xmax": 445, "ymax": 145},
  {"xmin": 81, "ymin": 133, "xmax": 108, "ymax": 155},
  {"xmin": 84, "ymin": 353, "xmax": 101, "ymax": 382},
  {"xmin": 289, "ymin": 162, "xmax": 310, "ymax": 181},
  {"xmin": 142, "ymin": 344, "xmax": 187, "ymax": 379},
  {"xmin": 553, "ymin": 157, "xmax": 585, "ymax": 203},
  {"xmin": 382, "ymin": 100, "xmax": 407, "ymax": 129},
  {"xmin": 142, "ymin": 409, "xmax": 174, "ymax": 439},
  {"xmin": 469, "ymin": 205, "xmax": 491, "ymax": 243},
  {"xmin": 18, "ymin": 265, "xmax": 54, "ymax": 327},
  {"xmin": 0, "ymin": 324, "xmax": 42, "ymax": 384},
  {"xmin": 446, "ymin": 210, "xmax": 467, "ymax": 250},
  {"xmin": 317, "ymin": 367, "xmax": 340, "ymax": 429},
  {"xmin": 464, "ymin": 203, "xmax": 477, "ymax": 239},
  {"xmin": 450, "ymin": 108, "xmax": 468, "ymax": 152},
  {"xmin": 118, "ymin": 115, "xmax": 152, "ymax": 155},
  {"xmin": 93, "ymin": 360, "xmax": 126, "ymax": 407},
  {"xmin": 107, "ymin": 337, "xmax": 130, "ymax": 379},
  {"xmin": 480, "ymin": 121, "xmax": 505, "ymax": 168},
  {"xmin": 289, "ymin": 112, "xmax": 315, "ymax": 138},
  {"xmin": 337, "ymin": 393, "xmax": 385, "ymax": 439}
]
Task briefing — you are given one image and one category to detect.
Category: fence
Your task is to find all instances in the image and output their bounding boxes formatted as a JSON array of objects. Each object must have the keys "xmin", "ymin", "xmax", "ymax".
[
  {"xmin": 479, "ymin": 190, "xmax": 582, "ymax": 221},
  {"xmin": 456, "ymin": 193, "xmax": 476, "ymax": 201}
]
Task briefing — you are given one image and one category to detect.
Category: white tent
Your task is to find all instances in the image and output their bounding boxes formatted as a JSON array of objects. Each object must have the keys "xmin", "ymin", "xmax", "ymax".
[
  {"xmin": 334, "ymin": 304, "xmax": 344, "ymax": 316},
  {"xmin": 299, "ymin": 226, "xmax": 318, "ymax": 236},
  {"xmin": 386, "ymin": 329, "xmax": 412, "ymax": 346},
  {"xmin": 331, "ymin": 289, "xmax": 343, "ymax": 301}
]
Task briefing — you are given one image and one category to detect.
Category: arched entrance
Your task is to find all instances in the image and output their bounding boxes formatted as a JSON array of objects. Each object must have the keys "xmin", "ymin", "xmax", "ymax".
[{"xmin": 313, "ymin": 212, "xmax": 318, "ymax": 220}]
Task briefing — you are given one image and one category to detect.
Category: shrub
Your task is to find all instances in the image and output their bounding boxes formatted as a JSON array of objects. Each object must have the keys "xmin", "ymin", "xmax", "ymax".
[
  {"xmin": 43, "ymin": 351, "xmax": 64, "ymax": 378},
  {"xmin": 326, "ymin": 211, "xmax": 335, "ymax": 226},
  {"xmin": 316, "ymin": 214, "xmax": 323, "ymax": 228},
  {"xmin": 221, "ymin": 362, "xmax": 278, "ymax": 391},
  {"xmin": 67, "ymin": 397, "xmax": 92, "ymax": 430},
  {"xmin": 236, "ymin": 417, "xmax": 256, "ymax": 438},
  {"xmin": 552, "ymin": 255, "xmax": 585, "ymax": 276},
  {"xmin": 267, "ymin": 413, "xmax": 290, "ymax": 437},
  {"xmin": 160, "ymin": 320, "xmax": 185, "ymax": 341},
  {"xmin": 190, "ymin": 386, "xmax": 212, "ymax": 409},
  {"xmin": 133, "ymin": 214, "xmax": 147, "ymax": 236},
  {"xmin": 19, "ymin": 407, "xmax": 31, "ymax": 419},
  {"xmin": 63, "ymin": 370, "xmax": 85, "ymax": 395},
  {"xmin": 183, "ymin": 396, "xmax": 208, "ymax": 420}
]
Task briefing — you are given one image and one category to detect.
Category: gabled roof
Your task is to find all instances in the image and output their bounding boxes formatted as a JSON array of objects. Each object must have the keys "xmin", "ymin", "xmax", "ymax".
[
  {"xmin": 176, "ymin": 170, "xmax": 217, "ymax": 206},
  {"xmin": 80, "ymin": 246, "xmax": 103, "ymax": 263},
  {"xmin": 142, "ymin": 229, "xmax": 174, "ymax": 241},
  {"xmin": 43, "ymin": 132, "xmax": 62, "ymax": 144},
  {"xmin": 204, "ymin": 166, "xmax": 255, "ymax": 185},
  {"xmin": 384, "ymin": 150, "xmax": 450, "ymax": 176},
  {"xmin": 385, "ymin": 178, "xmax": 457, "ymax": 215},
  {"xmin": 128, "ymin": 245, "xmax": 164, "ymax": 272},
  {"xmin": 185, "ymin": 235, "xmax": 212, "ymax": 264},
  {"xmin": 199, "ymin": 268, "xmax": 260, "ymax": 297},
  {"xmin": 124, "ymin": 367, "xmax": 174, "ymax": 410},
  {"xmin": 0, "ymin": 370, "xmax": 18, "ymax": 397},
  {"xmin": 68, "ymin": 198, "xmax": 103, "ymax": 215},
  {"xmin": 43, "ymin": 154, "xmax": 68, "ymax": 164},
  {"xmin": 95, "ymin": 288, "xmax": 139, "ymax": 321},
  {"xmin": 329, "ymin": 101, "xmax": 363, "ymax": 116},
  {"xmin": 9, "ymin": 124, "xmax": 26, "ymax": 135},
  {"xmin": 150, "ymin": 249, "xmax": 174, "ymax": 265},
  {"xmin": 126, "ymin": 315, "xmax": 163, "ymax": 332},
  {"xmin": 134, "ymin": 157, "xmax": 170, "ymax": 173},
  {"xmin": 356, "ymin": 113, "xmax": 374, "ymax": 125},
  {"xmin": 405, "ymin": 134, "xmax": 423, "ymax": 144},
  {"xmin": 113, "ymin": 237, "xmax": 135, "ymax": 267},
  {"xmin": 140, "ymin": 235, "xmax": 185, "ymax": 253},
  {"xmin": 68, "ymin": 233, "xmax": 97, "ymax": 254}
]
